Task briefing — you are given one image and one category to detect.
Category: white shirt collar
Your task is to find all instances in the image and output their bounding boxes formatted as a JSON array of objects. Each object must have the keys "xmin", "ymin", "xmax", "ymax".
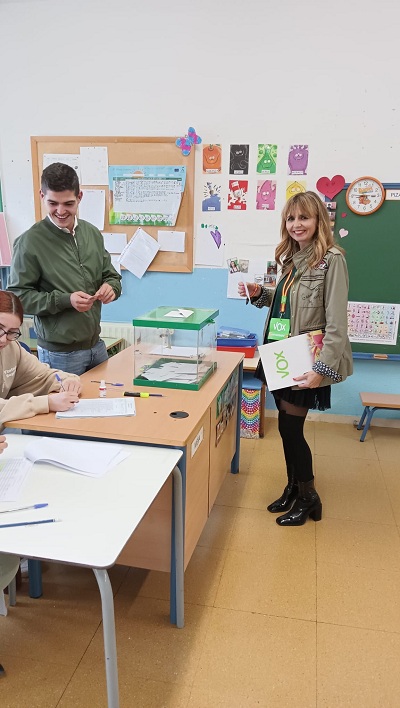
[{"xmin": 47, "ymin": 214, "xmax": 78, "ymax": 236}]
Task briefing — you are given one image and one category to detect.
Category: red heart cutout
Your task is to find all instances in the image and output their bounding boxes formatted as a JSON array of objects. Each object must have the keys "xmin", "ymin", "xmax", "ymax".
[
  {"xmin": 316, "ymin": 175, "xmax": 345, "ymax": 200},
  {"xmin": 341, "ymin": 212, "xmax": 347, "ymax": 218}
]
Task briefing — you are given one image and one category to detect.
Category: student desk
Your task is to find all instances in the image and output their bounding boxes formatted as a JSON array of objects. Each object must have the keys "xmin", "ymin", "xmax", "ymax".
[
  {"xmin": 7, "ymin": 347, "xmax": 243, "ymax": 620},
  {"xmin": 0, "ymin": 434, "xmax": 183, "ymax": 708}
]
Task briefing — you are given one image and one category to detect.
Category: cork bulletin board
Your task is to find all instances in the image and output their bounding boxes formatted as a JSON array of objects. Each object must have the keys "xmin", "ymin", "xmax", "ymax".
[{"xmin": 31, "ymin": 136, "xmax": 195, "ymax": 273}]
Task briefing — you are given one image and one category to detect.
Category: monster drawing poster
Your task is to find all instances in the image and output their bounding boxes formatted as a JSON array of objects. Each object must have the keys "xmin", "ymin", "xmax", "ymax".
[
  {"xmin": 256, "ymin": 180, "xmax": 276, "ymax": 210},
  {"xmin": 229, "ymin": 144, "xmax": 249, "ymax": 175},
  {"xmin": 228, "ymin": 180, "xmax": 248, "ymax": 210},
  {"xmin": 287, "ymin": 145, "xmax": 309, "ymax": 175},
  {"xmin": 203, "ymin": 144, "xmax": 222, "ymax": 173}
]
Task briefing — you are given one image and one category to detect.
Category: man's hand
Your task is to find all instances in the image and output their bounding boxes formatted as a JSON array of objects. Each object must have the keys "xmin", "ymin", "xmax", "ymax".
[
  {"xmin": 94, "ymin": 284, "xmax": 116, "ymax": 304},
  {"xmin": 48, "ymin": 392, "xmax": 80, "ymax": 412},
  {"xmin": 293, "ymin": 371, "xmax": 324, "ymax": 389},
  {"xmin": 70, "ymin": 291, "xmax": 96, "ymax": 312},
  {"xmin": 62, "ymin": 378, "xmax": 82, "ymax": 395}
]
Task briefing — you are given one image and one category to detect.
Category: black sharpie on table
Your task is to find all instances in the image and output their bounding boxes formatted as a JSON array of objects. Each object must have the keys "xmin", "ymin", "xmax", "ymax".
[{"xmin": 124, "ymin": 392, "xmax": 166, "ymax": 398}]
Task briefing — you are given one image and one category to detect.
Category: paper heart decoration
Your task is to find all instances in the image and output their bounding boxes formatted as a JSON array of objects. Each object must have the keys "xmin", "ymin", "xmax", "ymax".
[
  {"xmin": 341, "ymin": 212, "xmax": 347, "ymax": 218},
  {"xmin": 210, "ymin": 228, "xmax": 221, "ymax": 248},
  {"xmin": 339, "ymin": 228, "xmax": 348, "ymax": 238},
  {"xmin": 316, "ymin": 175, "xmax": 345, "ymax": 200}
]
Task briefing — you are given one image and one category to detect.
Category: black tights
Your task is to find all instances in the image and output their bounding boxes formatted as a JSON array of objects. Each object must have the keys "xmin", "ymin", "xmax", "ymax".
[{"xmin": 274, "ymin": 395, "xmax": 314, "ymax": 483}]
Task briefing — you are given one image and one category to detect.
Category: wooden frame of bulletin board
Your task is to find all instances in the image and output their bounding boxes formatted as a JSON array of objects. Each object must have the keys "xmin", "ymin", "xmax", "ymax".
[{"xmin": 31, "ymin": 136, "xmax": 195, "ymax": 273}]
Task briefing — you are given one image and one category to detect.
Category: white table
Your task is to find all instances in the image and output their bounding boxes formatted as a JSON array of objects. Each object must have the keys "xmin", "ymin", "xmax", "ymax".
[{"xmin": 0, "ymin": 435, "xmax": 183, "ymax": 708}]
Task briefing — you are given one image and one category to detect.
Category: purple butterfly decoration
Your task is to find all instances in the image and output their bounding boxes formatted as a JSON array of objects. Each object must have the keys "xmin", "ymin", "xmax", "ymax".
[
  {"xmin": 176, "ymin": 127, "xmax": 202, "ymax": 156},
  {"xmin": 210, "ymin": 228, "xmax": 221, "ymax": 249}
]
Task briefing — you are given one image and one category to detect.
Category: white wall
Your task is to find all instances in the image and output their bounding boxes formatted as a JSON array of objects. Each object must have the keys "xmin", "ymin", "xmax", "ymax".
[{"xmin": 0, "ymin": 0, "xmax": 399, "ymax": 417}]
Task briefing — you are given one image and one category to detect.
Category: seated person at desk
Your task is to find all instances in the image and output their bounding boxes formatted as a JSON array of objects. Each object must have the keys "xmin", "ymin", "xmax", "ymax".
[{"xmin": 0, "ymin": 291, "xmax": 81, "ymax": 427}]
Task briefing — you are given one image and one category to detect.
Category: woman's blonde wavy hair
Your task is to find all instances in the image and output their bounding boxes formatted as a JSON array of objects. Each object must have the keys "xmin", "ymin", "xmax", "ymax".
[{"xmin": 276, "ymin": 191, "xmax": 343, "ymax": 272}]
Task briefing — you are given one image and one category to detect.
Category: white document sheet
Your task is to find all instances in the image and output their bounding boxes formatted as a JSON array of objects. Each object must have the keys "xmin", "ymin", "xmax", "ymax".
[
  {"xmin": 118, "ymin": 227, "xmax": 160, "ymax": 278},
  {"xmin": 258, "ymin": 334, "xmax": 314, "ymax": 391},
  {"xmin": 157, "ymin": 230, "xmax": 185, "ymax": 252},
  {"xmin": 55, "ymin": 398, "xmax": 136, "ymax": 419},
  {"xmin": 111, "ymin": 255, "xmax": 121, "ymax": 274},
  {"xmin": 227, "ymin": 258, "xmax": 267, "ymax": 299},
  {"xmin": 42, "ymin": 153, "xmax": 80, "ymax": 178},
  {"xmin": 0, "ymin": 458, "xmax": 33, "ymax": 501},
  {"xmin": 79, "ymin": 189, "xmax": 105, "ymax": 230},
  {"xmin": 80, "ymin": 146, "xmax": 109, "ymax": 185},
  {"xmin": 164, "ymin": 309, "xmax": 193, "ymax": 318},
  {"xmin": 102, "ymin": 232, "xmax": 127, "ymax": 254},
  {"xmin": 24, "ymin": 437, "xmax": 131, "ymax": 477}
]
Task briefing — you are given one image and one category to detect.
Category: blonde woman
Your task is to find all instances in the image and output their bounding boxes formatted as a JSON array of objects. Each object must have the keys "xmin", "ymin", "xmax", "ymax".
[{"xmin": 239, "ymin": 191, "xmax": 352, "ymax": 526}]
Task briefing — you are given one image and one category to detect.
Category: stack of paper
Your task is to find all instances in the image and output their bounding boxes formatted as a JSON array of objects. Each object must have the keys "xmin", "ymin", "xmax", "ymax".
[
  {"xmin": 55, "ymin": 398, "xmax": 135, "ymax": 419},
  {"xmin": 24, "ymin": 437, "xmax": 131, "ymax": 477}
]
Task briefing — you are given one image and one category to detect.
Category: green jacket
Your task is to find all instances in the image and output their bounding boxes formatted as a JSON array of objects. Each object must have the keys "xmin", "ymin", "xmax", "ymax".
[
  {"xmin": 8, "ymin": 217, "xmax": 122, "ymax": 352},
  {"xmin": 254, "ymin": 244, "xmax": 353, "ymax": 387}
]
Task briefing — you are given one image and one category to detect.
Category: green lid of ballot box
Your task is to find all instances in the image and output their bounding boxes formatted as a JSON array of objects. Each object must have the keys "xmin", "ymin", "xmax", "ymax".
[{"xmin": 133, "ymin": 307, "xmax": 219, "ymax": 391}]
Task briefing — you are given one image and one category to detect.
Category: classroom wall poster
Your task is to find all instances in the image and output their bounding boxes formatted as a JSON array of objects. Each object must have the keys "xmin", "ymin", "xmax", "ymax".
[
  {"xmin": 256, "ymin": 179, "xmax": 276, "ymax": 210},
  {"xmin": 228, "ymin": 180, "xmax": 247, "ymax": 210},
  {"xmin": 347, "ymin": 301, "xmax": 400, "ymax": 345},
  {"xmin": 286, "ymin": 180, "xmax": 306, "ymax": 201},
  {"xmin": 257, "ymin": 144, "xmax": 277, "ymax": 174},
  {"xmin": 229, "ymin": 144, "xmax": 249, "ymax": 175},
  {"xmin": 203, "ymin": 144, "xmax": 222, "ymax": 173},
  {"xmin": 108, "ymin": 165, "xmax": 186, "ymax": 227},
  {"xmin": 287, "ymin": 145, "xmax": 309, "ymax": 175},
  {"xmin": 195, "ymin": 223, "xmax": 224, "ymax": 267},
  {"xmin": 202, "ymin": 181, "xmax": 221, "ymax": 211}
]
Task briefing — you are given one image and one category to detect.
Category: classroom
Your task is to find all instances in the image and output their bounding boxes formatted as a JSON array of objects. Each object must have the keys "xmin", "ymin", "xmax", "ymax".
[{"xmin": 0, "ymin": 0, "xmax": 400, "ymax": 706}]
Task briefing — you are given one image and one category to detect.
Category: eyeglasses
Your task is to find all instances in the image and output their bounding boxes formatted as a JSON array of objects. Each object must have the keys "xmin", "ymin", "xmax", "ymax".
[{"xmin": 0, "ymin": 327, "xmax": 22, "ymax": 341}]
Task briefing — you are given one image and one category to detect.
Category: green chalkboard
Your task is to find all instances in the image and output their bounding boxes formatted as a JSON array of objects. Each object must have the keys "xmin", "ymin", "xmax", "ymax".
[{"xmin": 333, "ymin": 187, "xmax": 400, "ymax": 356}]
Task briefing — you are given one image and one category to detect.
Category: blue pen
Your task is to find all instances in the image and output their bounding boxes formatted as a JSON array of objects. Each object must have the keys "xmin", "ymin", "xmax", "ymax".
[
  {"xmin": 0, "ymin": 518, "xmax": 59, "ymax": 529},
  {"xmin": 0, "ymin": 503, "xmax": 48, "ymax": 515},
  {"xmin": 55, "ymin": 373, "xmax": 64, "ymax": 391}
]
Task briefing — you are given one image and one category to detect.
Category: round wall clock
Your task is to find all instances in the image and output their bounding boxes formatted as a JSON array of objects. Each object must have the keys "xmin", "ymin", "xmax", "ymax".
[{"xmin": 346, "ymin": 176, "xmax": 385, "ymax": 215}]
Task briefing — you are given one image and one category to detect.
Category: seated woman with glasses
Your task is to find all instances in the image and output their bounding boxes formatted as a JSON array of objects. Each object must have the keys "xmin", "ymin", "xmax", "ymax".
[{"xmin": 0, "ymin": 290, "xmax": 82, "ymax": 428}]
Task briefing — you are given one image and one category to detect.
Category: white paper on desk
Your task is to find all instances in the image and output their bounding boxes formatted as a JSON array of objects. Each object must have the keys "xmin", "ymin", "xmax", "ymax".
[
  {"xmin": 55, "ymin": 398, "xmax": 136, "ymax": 419},
  {"xmin": 102, "ymin": 232, "xmax": 127, "ymax": 254},
  {"xmin": 80, "ymin": 146, "xmax": 109, "ymax": 185},
  {"xmin": 24, "ymin": 437, "xmax": 131, "ymax": 477},
  {"xmin": 118, "ymin": 227, "xmax": 160, "ymax": 278},
  {"xmin": 0, "ymin": 458, "xmax": 33, "ymax": 501},
  {"xmin": 79, "ymin": 189, "xmax": 105, "ymax": 230},
  {"xmin": 258, "ymin": 334, "xmax": 314, "ymax": 391},
  {"xmin": 157, "ymin": 230, "xmax": 185, "ymax": 252}
]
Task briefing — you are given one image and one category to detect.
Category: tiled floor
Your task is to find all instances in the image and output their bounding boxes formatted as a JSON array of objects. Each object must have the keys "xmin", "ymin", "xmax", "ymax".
[{"xmin": 2, "ymin": 420, "xmax": 400, "ymax": 707}]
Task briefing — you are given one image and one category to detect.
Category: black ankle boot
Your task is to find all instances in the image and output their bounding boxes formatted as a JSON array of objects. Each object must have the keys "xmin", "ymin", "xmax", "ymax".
[
  {"xmin": 276, "ymin": 479, "xmax": 322, "ymax": 526},
  {"xmin": 267, "ymin": 467, "xmax": 298, "ymax": 513}
]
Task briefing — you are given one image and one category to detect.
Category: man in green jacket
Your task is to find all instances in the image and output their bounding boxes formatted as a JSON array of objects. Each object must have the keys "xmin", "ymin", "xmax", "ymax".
[{"xmin": 8, "ymin": 162, "xmax": 122, "ymax": 375}]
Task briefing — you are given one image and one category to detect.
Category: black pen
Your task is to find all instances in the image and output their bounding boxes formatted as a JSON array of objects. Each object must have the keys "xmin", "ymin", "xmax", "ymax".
[{"xmin": 124, "ymin": 392, "xmax": 165, "ymax": 398}]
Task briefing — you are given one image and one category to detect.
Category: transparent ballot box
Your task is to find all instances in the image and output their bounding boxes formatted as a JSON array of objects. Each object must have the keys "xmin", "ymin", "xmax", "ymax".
[{"xmin": 133, "ymin": 307, "xmax": 219, "ymax": 391}]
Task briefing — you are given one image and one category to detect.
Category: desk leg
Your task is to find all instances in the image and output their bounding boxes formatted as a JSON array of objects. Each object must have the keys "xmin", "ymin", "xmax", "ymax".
[
  {"xmin": 93, "ymin": 569, "xmax": 119, "ymax": 708},
  {"xmin": 172, "ymin": 464, "xmax": 184, "ymax": 628},
  {"xmin": 231, "ymin": 361, "xmax": 243, "ymax": 474}
]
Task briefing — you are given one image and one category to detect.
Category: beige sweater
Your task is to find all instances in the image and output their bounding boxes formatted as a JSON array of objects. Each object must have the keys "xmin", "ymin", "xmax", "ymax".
[{"xmin": 0, "ymin": 342, "xmax": 79, "ymax": 425}]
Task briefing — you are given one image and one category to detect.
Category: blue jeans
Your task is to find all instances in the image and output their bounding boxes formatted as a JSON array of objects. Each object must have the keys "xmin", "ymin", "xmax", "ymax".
[{"xmin": 37, "ymin": 339, "xmax": 108, "ymax": 376}]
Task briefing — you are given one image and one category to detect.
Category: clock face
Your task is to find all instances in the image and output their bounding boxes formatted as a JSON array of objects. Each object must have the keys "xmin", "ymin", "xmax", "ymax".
[{"xmin": 346, "ymin": 177, "xmax": 385, "ymax": 215}]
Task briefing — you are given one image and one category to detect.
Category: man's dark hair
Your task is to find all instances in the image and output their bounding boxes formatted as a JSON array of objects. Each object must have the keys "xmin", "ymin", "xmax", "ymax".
[{"xmin": 41, "ymin": 162, "xmax": 80, "ymax": 196}]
